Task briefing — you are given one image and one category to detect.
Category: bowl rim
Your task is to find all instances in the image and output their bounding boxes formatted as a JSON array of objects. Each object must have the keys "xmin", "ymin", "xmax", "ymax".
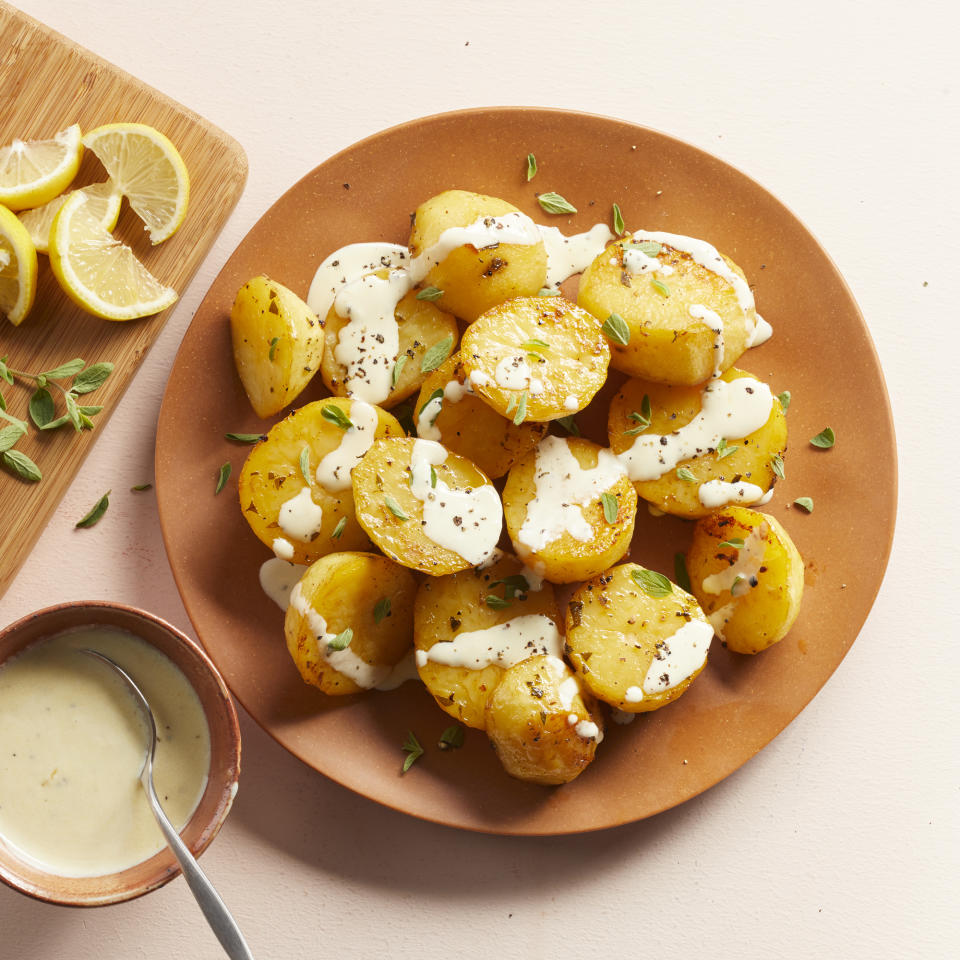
[{"xmin": 0, "ymin": 600, "xmax": 242, "ymax": 907}]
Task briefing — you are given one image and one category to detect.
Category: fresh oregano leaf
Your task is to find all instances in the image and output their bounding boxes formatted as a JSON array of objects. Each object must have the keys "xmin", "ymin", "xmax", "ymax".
[
  {"xmin": 537, "ymin": 191, "xmax": 577, "ymax": 214},
  {"xmin": 719, "ymin": 538, "xmax": 745, "ymax": 550},
  {"xmin": 28, "ymin": 387, "xmax": 55, "ymax": 428},
  {"xmin": 41, "ymin": 358, "xmax": 85, "ymax": 379},
  {"xmin": 77, "ymin": 405, "xmax": 103, "ymax": 416},
  {"xmin": 601, "ymin": 492, "xmax": 618, "ymax": 524},
  {"xmin": 374, "ymin": 597, "xmax": 391, "ymax": 624},
  {"xmin": 631, "ymin": 567, "xmax": 673, "ymax": 598},
  {"xmin": 416, "ymin": 286, "xmax": 444, "ymax": 303},
  {"xmin": 402, "ymin": 731, "xmax": 424, "ymax": 773},
  {"xmin": 777, "ymin": 390, "xmax": 791, "ymax": 413},
  {"xmin": 537, "ymin": 287, "xmax": 560, "ymax": 296},
  {"xmin": 71, "ymin": 362, "xmax": 114, "ymax": 394},
  {"xmin": 131, "ymin": 483, "xmax": 153, "ymax": 492},
  {"xmin": 268, "ymin": 337, "xmax": 280, "ymax": 362},
  {"xmin": 676, "ymin": 466, "xmax": 698, "ymax": 483},
  {"xmin": 521, "ymin": 339, "xmax": 549, "ymax": 351},
  {"xmin": 513, "ymin": 390, "xmax": 528, "ymax": 425},
  {"xmin": 38, "ymin": 415, "xmax": 71, "ymax": 431},
  {"xmin": 331, "ymin": 516, "xmax": 347, "ymax": 539},
  {"xmin": 526, "ymin": 153, "xmax": 537, "ymax": 181},
  {"xmin": 485, "ymin": 594, "xmax": 512, "ymax": 610},
  {"xmin": 76, "ymin": 490, "xmax": 110, "ymax": 528},
  {"xmin": 430, "ymin": 465, "xmax": 438, "ymax": 489},
  {"xmin": 2, "ymin": 449, "xmax": 41, "ymax": 482},
  {"xmin": 624, "ymin": 395, "xmax": 652, "ymax": 436},
  {"xmin": 602, "ymin": 313, "xmax": 630, "ymax": 346},
  {"xmin": 327, "ymin": 628, "xmax": 353, "ymax": 651},
  {"xmin": 771, "ymin": 454, "xmax": 785, "ymax": 479},
  {"xmin": 64, "ymin": 393, "xmax": 82, "ymax": 432},
  {"xmin": 439, "ymin": 725, "xmax": 465, "ymax": 750},
  {"xmin": 225, "ymin": 432, "xmax": 264, "ymax": 443},
  {"xmin": 612, "ymin": 203, "xmax": 625, "ymax": 235},
  {"xmin": 810, "ymin": 427, "xmax": 835, "ymax": 449},
  {"xmin": 794, "ymin": 496, "xmax": 814, "ymax": 513},
  {"xmin": 556, "ymin": 415, "xmax": 579, "ymax": 436},
  {"xmin": 392, "ymin": 354, "xmax": 408, "ymax": 389},
  {"xmin": 0, "ymin": 422, "xmax": 26, "ymax": 452},
  {"xmin": 421, "ymin": 335, "xmax": 454, "ymax": 373},
  {"xmin": 384, "ymin": 494, "xmax": 409, "ymax": 520},
  {"xmin": 419, "ymin": 387, "xmax": 444, "ymax": 418},
  {"xmin": 716, "ymin": 438, "xmax": 738, "ymax": 459},
  {"xmin": 215, "ymin": 462, "xmax": 231, "ymax": 494},
  {"xmin": 321, "ymin": 404, "xmax": 354, "ymax": 431},
  {"xmin": 650, "ymin": 278, "xmax": 670, "ymax": 297},
  {"xmin": 299, "ymin": 447, "xmax": 311, "ymax": 484}
]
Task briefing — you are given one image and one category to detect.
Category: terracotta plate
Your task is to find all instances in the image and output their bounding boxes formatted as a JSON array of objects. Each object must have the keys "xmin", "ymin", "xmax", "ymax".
[{"xmin": 156, "ymin": 107, "xmax": 896, "ymax": 835}]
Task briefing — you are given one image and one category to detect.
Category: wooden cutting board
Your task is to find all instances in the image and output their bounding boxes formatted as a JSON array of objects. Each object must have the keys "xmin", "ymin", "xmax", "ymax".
[{"xmin": 0, "ymin": 2, "xmax": 247, "ymax": 600}]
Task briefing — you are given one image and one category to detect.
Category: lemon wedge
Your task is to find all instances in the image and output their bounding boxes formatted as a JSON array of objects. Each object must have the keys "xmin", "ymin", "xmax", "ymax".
[
  {"xmin": 82, "ymin": 123, "xmax": 189, "ymax": 244},
  {"xmin": 18, "ymin": 181, "xmax": 122, "ymax": 254},
  {"xmin": 0, "ymin": 204, "xmax": 38, "ymax": 326},
  {"xmin": 0, "ymin": 124, "xmax": 83, "ymax": 212},
  {"xmin": 49, "ymin": 191, "xmax": 177, "ymax": 321}
]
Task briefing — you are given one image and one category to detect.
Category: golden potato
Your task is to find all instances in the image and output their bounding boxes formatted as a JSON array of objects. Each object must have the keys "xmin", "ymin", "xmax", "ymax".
[
  {"xmin": 459, "ymin": 296, "xmax": 610, "ymax": 422},
  {"xmin": 407, "ymin": 189, "xmax": 547, "ymax": 321},
  {"xmin": 565, "ymin": 563, "xmax": 713, "ymax": 713},
  {"xmin": 239, "ymin": 398, "xmax": 403, "ymax": 563},
  {"xmin": 485, "ymin": 655, "xmax": 602, "ymax": 785},
  {"xmin": 578, "ymin": 233, "xmax": 759, "ymax": 385},
  {"xmin": 230, "ymin": 275, "xmax": 324, "ymax": 418},
  {"xmin": 502, "ymin": 436, "xmax": 637, "ymax": 584},
  {"xmin": 413, "ymin": 352, "xmax": 547, "ymax": 479},
  {"xmin": 686, "ymin": 506, "xmax": 804, "ymax": 654},
  {"xmin": 608, "ymin": 367, "xmax": 787, "ymax": 519},
  {"xmin": 285, "ymin": 552, "xmax": 416, "ymax": 695},
  {"xmin": 320, "ymin": 284, "xmax": 459, "ymax": 408},
  {"xmin": 414, "ymin": 552, "xmax": 561, "ymax": 729},
  {"xmin": 351, "ymin": 437, "xmax": 502, "ymax": 575}
]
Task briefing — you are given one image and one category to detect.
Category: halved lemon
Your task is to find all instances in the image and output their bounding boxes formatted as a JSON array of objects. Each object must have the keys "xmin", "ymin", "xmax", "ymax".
[
  {"xmin": 0, "ymin": 124, "xmax": 83, "ymax": 212},
  {"xmin": 82, "ymin": 123, "xmax": 189, "ymax": 244},
  {"xmin": 0, "ymin": 204, "xmax": 38, "ymax": 326},
  {"xmin": 49, "ymin": 191, "xmax": 177, "ymax": 321},
  {"xmin": 18, "ymin": 181, "xmax": 122, "ymax": 254}
]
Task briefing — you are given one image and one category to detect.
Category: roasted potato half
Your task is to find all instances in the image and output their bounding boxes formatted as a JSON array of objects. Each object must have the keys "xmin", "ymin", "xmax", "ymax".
[
  {"xmin": 485, "ymin": 655, "xmax": 602, "ymax": 785},
  {"xmin": 502, "ymin": 436, "xmax": 637, "ymax": 583},
  {"xmin": 239, "ymin": 398, "xmax": 403, "ymax": 563},
  {"xmin": 414, "ymin": 552, "xmax": 561, "ymax": 729},
  {"xmin": 608, "ymin": 367, "xmax": 787, "ymax": 519},
  {"xmin": 578, "ymin": 233, "xmax": 758, "ymax": 385},
  {"xmin": 285, "ymin": 552, "xmax": 416, "ymax": 695},
  {"xmin": 413, "ymin": 352, "xmax": 547, "ymax": 479},
  {"xmin": 686, "ymin": 506, "xmax": 804, "ymax": 654},
  {"xmin": 351, "ymin": 437, "xmax": 502, "ymax": 575},
  {"xmin": 459, "ymin": 296, "xmax": 610, "ymax": 422},
  {"xmin": 407, "ymin": 189, "xmax": 547, "ymax": 321},
  {"xmin": 230, "ymin": 275, "xmax": 324, "ymax": 418},
  {"xmin": 320, "ymin": 284, "xmax": 459, "ymax": 408},
  {"xmin": 565, "ymin": 563, "xmax": 713, "ymax": 713}
]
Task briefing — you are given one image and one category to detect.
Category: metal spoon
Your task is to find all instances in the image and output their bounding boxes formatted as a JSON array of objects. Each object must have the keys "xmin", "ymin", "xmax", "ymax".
[{"xmin": 83, "ymin": 650, "xmax": 254, "ymax": 960}]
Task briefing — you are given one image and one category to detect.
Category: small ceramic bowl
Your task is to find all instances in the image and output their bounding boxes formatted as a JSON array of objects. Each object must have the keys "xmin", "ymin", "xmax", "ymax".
[{"xmin": 0, "ymin": 601, "xmax": 241, "ymax": 906}]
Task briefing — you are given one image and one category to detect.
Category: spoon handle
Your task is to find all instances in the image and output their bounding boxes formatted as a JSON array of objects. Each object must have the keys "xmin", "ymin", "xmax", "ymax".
[{"xmin": 142, "ymin": 780, "xmax": 255, "ymax": 960}]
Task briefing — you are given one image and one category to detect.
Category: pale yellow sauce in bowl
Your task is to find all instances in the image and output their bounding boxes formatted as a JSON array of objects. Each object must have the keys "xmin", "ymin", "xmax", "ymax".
[{"xmin": 0, "ymin": 603, "xmax": 240, "ymax": 906}]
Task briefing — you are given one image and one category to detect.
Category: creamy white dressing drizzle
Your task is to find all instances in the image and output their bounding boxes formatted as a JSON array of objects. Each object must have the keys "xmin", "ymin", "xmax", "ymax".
[
  {"xmin": 622, "ymin": 246, "xmax": 675, "ymax": 276},
  {"xmin": 702, "ymin": 523, "xmax": 768, "ymax": 597},
  {"xmin": 698, "ymin": 478, "xmax": 767, "ymax": 509},
  {"xmin": 272, "ymin": 537, "xmax": 295, "ymax": 560},
  {"xmin": 259, "ymin": 557, "xmax": 303, "ymax": 610},
  {"xmin": 575, "ymin": 720, "xmax": 601, "ymax": 740},
  {"xmin": 708, "ymin": 602, "xmax": 737, "ymax": 641},
  {"xmin": 315, "ymin": 400, "xmax": 379, "ymax": 491},
  {"xmin": 415, "ymin": 614, "xmax": 562, "ymax": 670},
  {"xmin": 444, "ymin": 377, "xmax": 473, "ymax": 403},
  {"xmin": 408, "ymin": 212, "xmax": 542, "ymax": 283},
  {"xmin": 306, "ymin": 241, "xmax": 410, "ymax": 323},
  {"xmin": 494, "ymin": 355, "xmax": 544, "ymax": 394},
  {"xmin": 277, "ymin": 487, "xmax": 324, "ymax": 542},
  {"xmin": 409, "ymin": 439, "xmax": 502, "ymax": 565},
  {"xmin": 517, "ymin": 436, "xmax": 627, "ymax": 553},
  {"xmin": 617, "ymin": 377, "xmax": 773, "ymax": 482},
  {"xmin": 537, "ymin": 223, "xmax": 613, "ymax": 289},
  {"xmin": 416, "ymin": 395, "xmax": 444, "ymax": 441},
  {"xmin": 624, "ymin": 619, "xmax": 713, "ymax": 700},
  {"xmin": 747, "ymin": 315, "xmax": 773, "ymax": 347},
  {"xmin": 564, "ymin": 394, "xmax": 579, "ymax": 411},
  {"xmin": 689, "ymin": 303, "xmax": 725, "ymax": 377},
  {"xmin": 332, "ymin": 268, "xmax": 412, "ymax": 403},
  {"xmin": 289, "ymin": 582, "xmax": 397, "ymax": 690}
]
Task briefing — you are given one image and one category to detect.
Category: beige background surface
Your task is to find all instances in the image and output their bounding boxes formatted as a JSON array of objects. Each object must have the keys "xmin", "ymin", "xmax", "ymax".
[{"xmin": 2, "ymin": 1, "xmax": 957, "ymax": 957}]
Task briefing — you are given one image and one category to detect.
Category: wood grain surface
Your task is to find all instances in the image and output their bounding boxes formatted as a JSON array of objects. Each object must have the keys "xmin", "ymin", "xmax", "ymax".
[{"xmin": 0, "ymin": 1, "xmax": 246, "ymax": 599}]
